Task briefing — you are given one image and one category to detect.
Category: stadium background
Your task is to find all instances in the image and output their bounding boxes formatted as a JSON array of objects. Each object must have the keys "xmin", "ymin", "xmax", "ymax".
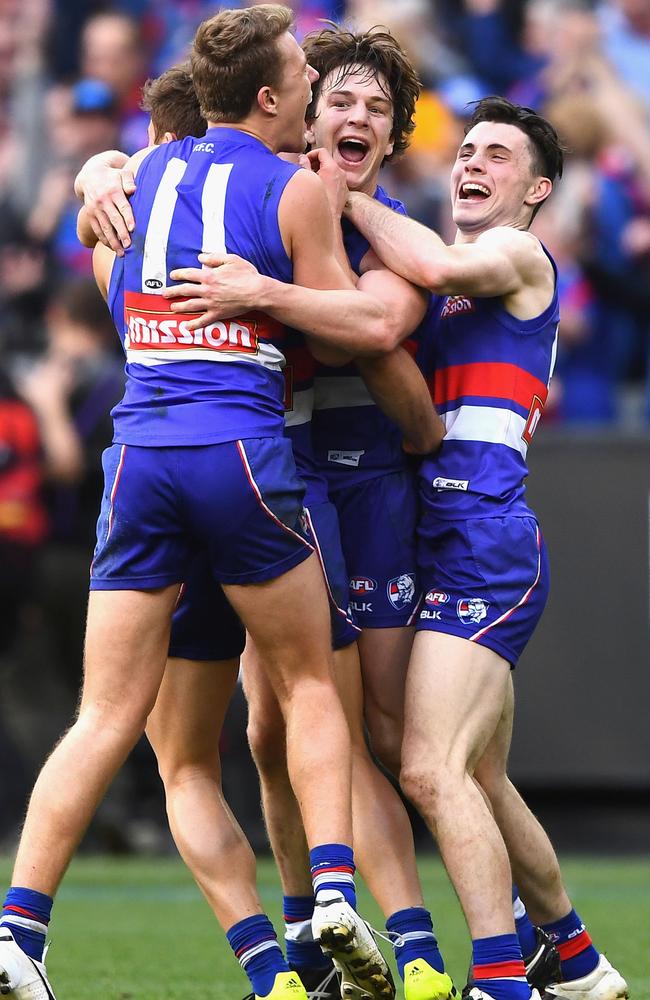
[{"xmin": 0, "ymin": 0, "xmax": 648, "ymax": 945}]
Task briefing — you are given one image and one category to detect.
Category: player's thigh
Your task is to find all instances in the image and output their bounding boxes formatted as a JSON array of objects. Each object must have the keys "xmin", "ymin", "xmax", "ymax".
[
  {"xmin": 80, "ymin": 585, "xmax": 180, "ymax": 724},
  {"xmin": 146, "ymin": 655, "xmax": 240, "ymax": 773},
  {"xmin": 402, "ymin": 631, "xmax": 510, "ymax": 782},
  {"xmin": 224, "ymin": 553, "xmax": 333, "ymax": 690},
  {"xmin": 358, "ymin": 625, "xmax": 413, "ymax": 733}
]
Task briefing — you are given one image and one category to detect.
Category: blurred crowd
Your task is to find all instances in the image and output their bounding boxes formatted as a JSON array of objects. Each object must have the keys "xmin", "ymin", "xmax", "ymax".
[{"xmin": 1, "ymin": 0, "xmax": 649, "ymax": 848}]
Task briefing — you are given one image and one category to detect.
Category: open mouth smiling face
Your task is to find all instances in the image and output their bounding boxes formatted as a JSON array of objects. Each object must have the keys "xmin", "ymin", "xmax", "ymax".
[{"xmin": 308, "ymin": 66, "xmax": 394, "ymax": 193}]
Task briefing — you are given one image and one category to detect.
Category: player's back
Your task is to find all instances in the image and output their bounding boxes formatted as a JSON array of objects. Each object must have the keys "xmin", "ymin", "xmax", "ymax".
[{"xmin": 111, "ymin": 127, "xmax": 301, "ymax": 448}]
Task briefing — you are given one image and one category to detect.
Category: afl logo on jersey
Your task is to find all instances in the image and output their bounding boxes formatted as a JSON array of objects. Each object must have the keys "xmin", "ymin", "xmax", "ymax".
[
  {"xmin": 350, "ymin": 577, "xmax": 376, "ymax": 594},
  {"xmin": 145, "ymin": 278, "xmax": 163, "ymax": 290},
  {"xmin": 457, "ymin": 598, "xmax": 489, "ymax": 625},
  {"xmin": 441, "ymin": 296, "xmax": 474, "ymax": 319},
  {"xmin": 387, "ymin": 574, "xmax": 416, "ymax": 610}
]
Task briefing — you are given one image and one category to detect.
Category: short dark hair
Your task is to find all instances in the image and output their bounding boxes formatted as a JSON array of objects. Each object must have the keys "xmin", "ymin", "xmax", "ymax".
[
  {"xmin": 302, "ymin": 23, "xmax": 421, "ymax": 162},
  {"xmin": 141, "ymin": 64, "xmax": 206, "ymax": 142},
  {"xmin": 191, "ymin": 4, "xmax": 294, "ymax": 124},
  {"xmin": 465, "ymin": 96, "xmax": 564, "ymax": 218}
]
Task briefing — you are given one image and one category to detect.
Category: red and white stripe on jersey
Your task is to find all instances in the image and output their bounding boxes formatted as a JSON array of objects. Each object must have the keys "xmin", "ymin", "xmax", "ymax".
[
  {"xmin": 124, "ymin": 291, "xmax": 285, "ymax": 370},
  {"xmin": 431, "ymin": 357, "xmax": 555, "ymax": 458}
]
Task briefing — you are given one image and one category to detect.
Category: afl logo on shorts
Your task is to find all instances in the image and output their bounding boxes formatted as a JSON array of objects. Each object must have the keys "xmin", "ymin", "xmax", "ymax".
[
  {"xmin": 425, "ymin": 590, "xmax": 450, "ymax": 605},
  {"xmin": 350, "ymin": 577, "xmax": 376, "ymax": 594},
  {"xmin": 457, "ymin": 598, "xmax": 489, "ymax": 625},
  {"xmin": 387, "ymin": 574, "xmax": 416, "ymax": 610}
]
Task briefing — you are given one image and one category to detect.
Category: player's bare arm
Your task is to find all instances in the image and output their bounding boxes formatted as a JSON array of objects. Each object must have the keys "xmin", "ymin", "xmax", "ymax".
[
  {"xmin": 164, "ymin": 169, "xmax": 405, "ymax": 356},
  {"xmin": 74, "ymin": 147, "xmax": 152, "ymax": 254},
  {"xmin": 345, "ymin": 193, "xmax": 555, "ymax": 318}
]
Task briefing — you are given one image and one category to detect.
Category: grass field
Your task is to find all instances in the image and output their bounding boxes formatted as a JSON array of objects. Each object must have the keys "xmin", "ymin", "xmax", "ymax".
[{"xmin": 0, "ymin": 855, "xmax": 647, "ymax": 999}]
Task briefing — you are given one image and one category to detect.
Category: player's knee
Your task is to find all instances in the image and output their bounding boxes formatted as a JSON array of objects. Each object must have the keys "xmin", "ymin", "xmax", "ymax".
[
  {"xmin": 400, "ymin": 754, "xmax": 459, "ymax": 817},
  {"xmin": 77, "ymin": 695, "xmax": 152, "ymax": 745},
  {"xmin": 247, "ymin": 714, "xmax": 287, "ymax": 774}
]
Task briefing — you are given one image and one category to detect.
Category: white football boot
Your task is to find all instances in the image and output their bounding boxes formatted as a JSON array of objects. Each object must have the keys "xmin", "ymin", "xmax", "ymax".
[
  {"xmin": 311, "ymin": 891, "xmax": 394, "ymax": 999},
  {"xmin": 0, "ymin": 929, "xmax": 56, "ymax": 999},
  {"xmin": 544, "ymin": 956, "xmax": 629, "ymax": 1000}
]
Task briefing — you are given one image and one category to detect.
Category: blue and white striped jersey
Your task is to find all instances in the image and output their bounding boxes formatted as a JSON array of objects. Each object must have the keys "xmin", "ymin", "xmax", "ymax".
[{"xmin": 109, "ymin": 127, "xmax": 301, "ymax": 447}]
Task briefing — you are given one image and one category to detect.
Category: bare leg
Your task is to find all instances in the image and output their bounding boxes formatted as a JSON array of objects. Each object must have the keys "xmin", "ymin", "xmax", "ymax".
[
  {"xmin": 243, "ymin": 643, "xmax": 312, "ymax": 897},
  {"xmin": 400, "ymin": 632, "xmax": 514, "ymax": 939},
  {"xmin": 334, "ymin": 642, "xmax": 424, "ymax": 916},
  {"xmin": 474, "ymin": 676, "xmax": 571, "ymax": 925},
  {"xmin": 357, "ymin": 626, "xmax": 413, "ymax": 777},
  {"xmin": 13, "ymin": 586, "xmax": 179, "ymax": 894},
  {"xmin": 225, "ymin": 554, "xmax": 352, "ymax": 849},
  {"xmin": 146, "ymin": 656, "xmax": 264, "ymax": 931},
  {"xmin": 245, "ymin": 640, "xmax": 425, "ymax": 916}
]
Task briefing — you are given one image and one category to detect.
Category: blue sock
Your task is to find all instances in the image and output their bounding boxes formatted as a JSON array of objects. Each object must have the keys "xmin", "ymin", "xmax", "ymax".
[
  {"xmin": 283, "ymin": 895, "xmax": 331, "ymax": 971},
  {"xmin": 0, "ymin": 888, "xmax": 52, "ymax": 962},
  {"xmin": 541, "ymin": 910, "xmax": 599, "ymax": 982},
  {"xmin": 309, "ymin": 843, "xmax": 356, "ymax": 909},
  {"xmin": 512, "ymin": 885, "xmax": 538, "ymax": 958},
  {"xmin": 472, "ymin": 933, "xmax": 530, "ymax": 1000},
  {"xmin": 386, "ymin": 907, "xmax": 445, "ymax": 980},
  {"xmin": 226, "ymin": 914, "xmax": 288, "ymax": 998}
]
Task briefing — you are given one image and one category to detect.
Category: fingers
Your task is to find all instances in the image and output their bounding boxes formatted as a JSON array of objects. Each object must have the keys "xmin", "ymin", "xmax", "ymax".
[
  {"xmin": 197, "ymin": 252, "xmax": 228, "ymax": 266},
  {"xmin": 164, "ymin": 282, "xmax": 205, "ymax": 301},
  {"xmin": 93, "ymin": 209, "xmax": 127, "ymax": 255},
  {"xmin": 168, "ymin": 297, "xmax": 210, "ymax": 314},
  {"xmin": 167, "ymin": 268, "xmax": 205, "ymax": 284},
  {"xmin": 120, "ymin": 169, "xmax": 137, "ymax": 198}
]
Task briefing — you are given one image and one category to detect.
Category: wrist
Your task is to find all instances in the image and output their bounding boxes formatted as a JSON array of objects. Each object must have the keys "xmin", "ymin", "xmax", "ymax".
[{"xmin": 257, "ymin": 274, "xmax": 279, "ymax": 312}]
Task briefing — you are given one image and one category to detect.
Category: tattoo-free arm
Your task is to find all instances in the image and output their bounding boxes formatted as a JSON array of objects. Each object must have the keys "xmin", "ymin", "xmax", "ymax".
[{"xmin": 345, "ymin": 192, "xmax": 547, "ymax": 298}]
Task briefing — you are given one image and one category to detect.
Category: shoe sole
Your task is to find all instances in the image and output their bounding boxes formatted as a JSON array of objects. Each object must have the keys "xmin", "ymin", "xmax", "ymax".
[{"xmin": 316, "ymin": 922, "xmax": 394, "ymax": 1000}]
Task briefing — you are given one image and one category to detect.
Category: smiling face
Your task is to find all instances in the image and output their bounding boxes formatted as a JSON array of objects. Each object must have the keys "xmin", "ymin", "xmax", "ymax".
[
  {"xmin": 273, "ymin": 31, "xmax": 319, "ymax": 153},
  {"xmin": 307, "ymin": 66, "xmax": 394, "ymax": 195},
  {"xmin": 451, "ymin": 119, "xmax": 551, "ymax": 236}
]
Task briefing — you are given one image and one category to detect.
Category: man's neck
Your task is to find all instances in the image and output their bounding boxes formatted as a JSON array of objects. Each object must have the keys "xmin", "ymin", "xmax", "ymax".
[{"xmin": 206, "ymin": 119, "xmax": 276, "ymax": 153}]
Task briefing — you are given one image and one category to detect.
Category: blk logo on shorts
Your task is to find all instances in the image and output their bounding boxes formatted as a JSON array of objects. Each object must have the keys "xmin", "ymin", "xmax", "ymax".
[
  {"xmin": 387, "ymin": 574, "xmax": 416, "ymax": 610},
  {"xmin": 457, "ymin": 598, "xmax": 489, "ymax": 625},
  {"xmin": 350, "ymin": 576, "xmax": 376, "ymax": 594}
]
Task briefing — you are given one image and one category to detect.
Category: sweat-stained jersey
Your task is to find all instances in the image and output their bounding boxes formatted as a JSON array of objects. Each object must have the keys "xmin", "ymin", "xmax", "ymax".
[
  {"xmin": 417, "ymin": 246, "xmax": 560, "ymax": 519},
  {"xmin": 108, "ymin": 127, "xmax": 301, "ymax": 447}
]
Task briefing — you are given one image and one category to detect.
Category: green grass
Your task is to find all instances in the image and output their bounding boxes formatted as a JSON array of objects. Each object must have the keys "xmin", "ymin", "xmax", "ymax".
[{"xmin": 0, "ymin": 855, "xmax": 648, "ymax": 999}]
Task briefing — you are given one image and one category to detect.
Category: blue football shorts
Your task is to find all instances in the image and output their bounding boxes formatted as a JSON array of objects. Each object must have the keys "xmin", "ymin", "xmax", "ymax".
[
  {"xmin": 415, "ymin": 513, "xmax": 549, "ymax": 666},
  {"xmin": 165, "ymin": 495, "xmax": 359, "ymax": 660},
  {"xmin": 90, "ymin": 437, "xmax": 313, "ymax": 590},
  {"xmin": 330, "ymin": 469, "xmax": 420, "ymax": 628}
]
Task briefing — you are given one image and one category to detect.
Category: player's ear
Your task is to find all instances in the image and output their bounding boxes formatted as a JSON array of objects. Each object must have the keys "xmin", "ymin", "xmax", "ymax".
[
  {"xmin": 162, "ymin": 131, "xmax": 177, "ymax": 144},
  {"xmin": 525, "ymin": 176, "xmax": 552, "ymax": 208},
  {"xmin": 304, "ymin": 119, "xmax": 315, "ymax": 145},
  {"xmin": 258, "ymin": 85, "xmax": 278, "ymax": 117}
]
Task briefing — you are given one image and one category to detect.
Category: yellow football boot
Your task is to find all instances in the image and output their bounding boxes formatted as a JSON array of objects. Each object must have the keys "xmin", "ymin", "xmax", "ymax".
[
  {"xmin": 403, "ymin": 959, "xmax": 459, "ymax": 1000},
  {"xmin": 250, "ymin": 970, "xmax": 309, "ymax": 999}
]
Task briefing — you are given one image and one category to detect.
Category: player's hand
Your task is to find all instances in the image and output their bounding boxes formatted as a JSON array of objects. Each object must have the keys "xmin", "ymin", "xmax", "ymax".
[
  {"xmin": 164, "ymin": 252, "xmax": 266, "ymax": 330},
  {"xmin": 305, "ymin": 148, "xmax": 349, "ymax": 217},
  {"xmin": 75, "ymin": 156, "xmax": 136, "ymax": 255}
]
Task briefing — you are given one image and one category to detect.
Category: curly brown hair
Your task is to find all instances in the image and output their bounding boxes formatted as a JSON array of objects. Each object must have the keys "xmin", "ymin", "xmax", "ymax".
[
  {"xmin": 191, "ymin": 4, "xmax": 293, "ymax": 124},
  {"xmin": 302, "ymin": 23, "xmax": 421, "ymax": 162},
  {"xmin": 141, "ymin": 64, "xmax": 206, "ymax": 142}
]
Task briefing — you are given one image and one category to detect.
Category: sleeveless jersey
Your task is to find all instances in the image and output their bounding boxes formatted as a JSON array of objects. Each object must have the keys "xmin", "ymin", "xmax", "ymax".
[
  {"xmin": 110, "ymin": 128, "xmax": 300, "ymax": 446},
  {"xmin": 311, "ymin": 186, "xmax": 416, "ymax": 488},
  {"xmin": 417, "ymin": 246, "xmax": 560, "ymax": 519}
]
